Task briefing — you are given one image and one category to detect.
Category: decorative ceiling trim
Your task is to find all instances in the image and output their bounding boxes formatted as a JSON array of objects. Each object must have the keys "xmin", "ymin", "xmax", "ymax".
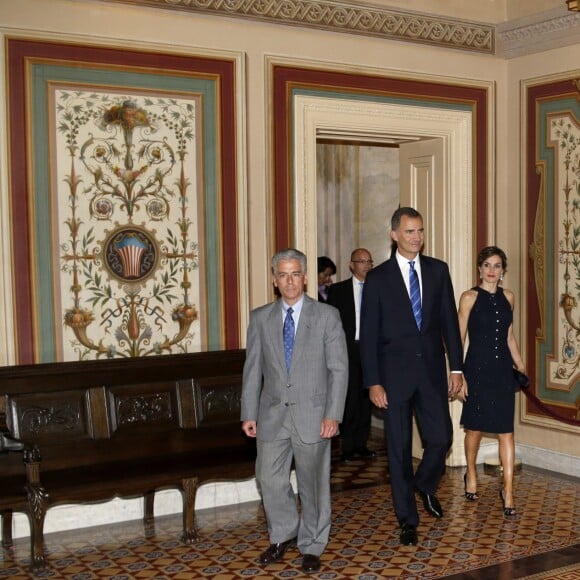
[
  {"xmin": 100, "ymin": 0, "xmax": 495, "ymax": 54},
  {"xmin": 496, "ymin": 7, "xmax": 580, "ymax": 59}
]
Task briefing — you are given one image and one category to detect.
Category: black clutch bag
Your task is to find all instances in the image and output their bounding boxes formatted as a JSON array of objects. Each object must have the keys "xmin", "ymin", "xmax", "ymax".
[{"xmin": 513, "ymin": 368, "xmax": 529, "ymax": 389}]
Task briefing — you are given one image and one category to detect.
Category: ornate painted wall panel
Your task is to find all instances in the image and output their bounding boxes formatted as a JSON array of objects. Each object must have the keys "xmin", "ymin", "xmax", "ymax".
[
  {"xmin": 54, "ymin": 90, "xmax": 202, "ymax": 359},
  {"xmin": 525, "ymin": 75, "xmax": 580, "ymax": 429},
  {"xmin": 6, "ymin": 39, "xmax": 244, "ymax": 363}
]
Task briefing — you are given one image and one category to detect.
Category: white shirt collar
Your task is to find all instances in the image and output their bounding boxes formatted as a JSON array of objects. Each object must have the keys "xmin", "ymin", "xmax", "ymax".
[
  {"xmin": 281, "ymin": 295, "xmax": 304, "ymax": 317},
  {"xmin": 395, "ymin": 250, "xmax": 421, "ymax": 272},
  {"xmin": 395, "ymin": 251, "xmax": 422, "ymax": 293}
]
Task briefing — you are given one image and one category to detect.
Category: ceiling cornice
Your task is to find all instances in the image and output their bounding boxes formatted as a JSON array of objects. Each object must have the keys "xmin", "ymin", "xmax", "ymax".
[
  {"xmin": 496, "ymin": 6, "xmax": 580, "ymax": 59},
  {"xmin": 99, "ymin": 0, "xmax": 495, "ymax": 54}
]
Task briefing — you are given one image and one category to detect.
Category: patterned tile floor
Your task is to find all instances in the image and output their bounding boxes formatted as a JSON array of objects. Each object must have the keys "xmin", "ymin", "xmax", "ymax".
[{"xmin": 1, "ymin": 437, "xmax": 579, "ymax": 579}]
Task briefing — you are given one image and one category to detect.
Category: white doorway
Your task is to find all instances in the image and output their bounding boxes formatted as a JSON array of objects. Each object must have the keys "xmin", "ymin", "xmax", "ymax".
[{"xmin": 293, "ymin": 95, "xmax": 475, "ymax": 466}]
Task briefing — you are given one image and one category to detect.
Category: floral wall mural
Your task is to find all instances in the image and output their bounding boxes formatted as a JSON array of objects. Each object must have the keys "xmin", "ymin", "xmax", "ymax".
[
  {"xmin": 56, "ymin": 92, "xmax": 201, "ymax": 359},
  {"xmin": 550, "ymin": 113, "xmax": 580, "ymax": 384}
]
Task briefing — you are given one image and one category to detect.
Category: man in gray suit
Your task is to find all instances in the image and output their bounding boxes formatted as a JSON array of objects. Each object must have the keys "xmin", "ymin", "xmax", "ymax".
[{"xmin": 241, "ymin": 248, "xmax": 348, "ymax": 574}]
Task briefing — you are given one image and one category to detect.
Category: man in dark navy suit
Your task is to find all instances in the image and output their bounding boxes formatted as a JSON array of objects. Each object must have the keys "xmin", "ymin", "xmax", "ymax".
[
  {"xmin": 360, "ymin": 207, "xmax": 463, "ymax": 547},
  {"xmin": 327, "ymin": 248, "xmax": 376, "ymax": 462}
]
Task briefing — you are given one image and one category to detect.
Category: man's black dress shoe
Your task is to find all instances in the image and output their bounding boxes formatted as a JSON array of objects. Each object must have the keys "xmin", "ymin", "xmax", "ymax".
[
  {"xmin": 354, "ymin": 447, "xmax": 377, "ymax": 459},
  {"xmin": 418, "ymin": 491, "xmax": 443, "ymax": 518},
  {"xmin": 301, "ymin": 553, "xmax": 321, "ymax": 573},
  {"xmin": 258, "ymin": 537, "xmax": 296, "ymax": 565},
  {"xmin": 399, "ymin": 524, "xmax": 418, "ymax": 546},
  {"xmin": 340, "ymin": 452, "xmax": 353, "ymax": 463}
]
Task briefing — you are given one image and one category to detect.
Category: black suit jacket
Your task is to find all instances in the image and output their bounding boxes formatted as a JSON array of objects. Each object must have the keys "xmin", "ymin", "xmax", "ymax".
[
  {"xmin": 360, "ymin": 255, "xmax": 462, "ymax": 401},
  {"xmin": 326, "ymin": 278, "xmax": 357, "ymax": 341}
]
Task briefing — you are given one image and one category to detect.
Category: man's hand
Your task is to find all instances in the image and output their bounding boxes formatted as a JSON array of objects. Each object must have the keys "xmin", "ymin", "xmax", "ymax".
[
  {"xmin": 242, "ymin": 421, "xmax": 257, "ymax": 438},
  {"xmin": 369, "ymin": 385, "xmax": 388, "ymax": 409},
  {"xmin": 456, "ymin": 380, "xmax": 468, "ymax": 402},
  {"xmin": 320, "ymin": 418, "xmax": 339, "ymax": 439},
  {"xmin": 448, "ymin": 373, "xmax": 464, "ymax": 397}
]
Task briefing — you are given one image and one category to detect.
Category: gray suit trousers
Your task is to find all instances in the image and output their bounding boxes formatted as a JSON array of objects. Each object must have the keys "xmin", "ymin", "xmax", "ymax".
[{"xmin": 256, "ymin": 411, "xmax": 331, "ymax": 556}]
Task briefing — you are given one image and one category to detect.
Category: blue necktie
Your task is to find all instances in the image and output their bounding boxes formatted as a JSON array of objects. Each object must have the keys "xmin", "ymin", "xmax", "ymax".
[
  {"xmin": 358, "ymin": 281, "xmax": 364, "ymax": 310},
  {"xmin": 283, "ymin": 307, "xmax": 295, "ymax": 371},
  {"xmin": 409, "ymin": 261, "xmax": 422, "ymax": 330}
]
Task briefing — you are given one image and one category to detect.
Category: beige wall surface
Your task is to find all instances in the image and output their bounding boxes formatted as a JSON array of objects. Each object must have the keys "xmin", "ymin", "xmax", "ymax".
[{"xmin": 0, "ymin": 0, "xmax": 578, "ymax": 464}]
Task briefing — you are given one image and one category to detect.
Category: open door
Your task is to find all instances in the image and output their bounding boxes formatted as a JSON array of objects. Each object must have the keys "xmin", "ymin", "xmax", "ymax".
[{"xmin": 399, "ymin": 138, "xmax": 446, "ymax": 260}]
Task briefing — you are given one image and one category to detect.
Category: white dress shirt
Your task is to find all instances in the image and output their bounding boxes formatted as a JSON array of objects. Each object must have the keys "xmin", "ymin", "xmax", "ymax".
[
  {"xmin": 281, "ymin": 296, "xmax": 304, "ymax": 336},
  {"xmin": 352, "ymin": 276, "xmax": 364, "ymax": 340}
]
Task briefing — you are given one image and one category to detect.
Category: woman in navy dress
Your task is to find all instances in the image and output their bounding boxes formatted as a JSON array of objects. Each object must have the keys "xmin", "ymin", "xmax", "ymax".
[{"xmin": 458, "ymin": 247, "xmax": 525, "ymax": 516}]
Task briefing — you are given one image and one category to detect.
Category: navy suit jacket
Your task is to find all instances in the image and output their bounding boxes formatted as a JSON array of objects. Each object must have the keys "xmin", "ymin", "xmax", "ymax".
[
  {"xmin": 359, "ymin": 255, "xmax": 462, "ymax": 401},
  {"xmin": 326, "ymin": 278, "xmax": 357, "ymax": 342}
]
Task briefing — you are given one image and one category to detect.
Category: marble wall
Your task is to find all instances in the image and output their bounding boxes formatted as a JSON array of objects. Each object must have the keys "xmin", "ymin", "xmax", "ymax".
[{"xmin": 317, "ymin": 143, "xmax": 399, "ymax": 280}]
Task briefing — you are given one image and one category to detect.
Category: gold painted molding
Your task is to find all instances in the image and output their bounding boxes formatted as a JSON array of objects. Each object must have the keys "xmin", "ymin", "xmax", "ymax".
[
  {"xmin": 530, "ymin": 161, "xmax": 546, "ymax": 340},
  {"xmin": 99, "ymin": 0, "xmax": 494, "ymax": 54}
]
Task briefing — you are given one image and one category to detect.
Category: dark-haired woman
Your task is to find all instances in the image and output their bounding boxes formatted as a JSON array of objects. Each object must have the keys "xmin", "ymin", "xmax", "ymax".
[
  {"xmin": 317, "ymin": 256, "xmax": 336, "ymax": 302},
  {"xmin": 457, "ymin": 246, "xmax": 525, "ymax": 516}
]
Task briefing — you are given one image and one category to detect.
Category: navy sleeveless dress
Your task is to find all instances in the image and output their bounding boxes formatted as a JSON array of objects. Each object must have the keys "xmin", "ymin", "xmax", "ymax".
[{"xmin": 460, "ymin": 286, "xmax": 515, "ymax": 434}]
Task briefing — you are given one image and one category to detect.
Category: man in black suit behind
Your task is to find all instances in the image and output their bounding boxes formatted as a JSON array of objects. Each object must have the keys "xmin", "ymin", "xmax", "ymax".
[
  {"xmin": 360, "ymin": 207, "xmax": 463, "ymax": 547},
  {"xmin": 327, "ymin": 248, "xmax": 376, "ymax": 462}
]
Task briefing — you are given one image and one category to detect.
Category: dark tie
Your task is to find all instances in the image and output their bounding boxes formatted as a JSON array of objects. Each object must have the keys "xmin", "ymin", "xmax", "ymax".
[
  {"xmin": 409, "ymin": 261, "xmax": 422, "ymax": 329},
  {"xmin": 283, "ymin": 307, "xmax": 295, "ymax": 371}
]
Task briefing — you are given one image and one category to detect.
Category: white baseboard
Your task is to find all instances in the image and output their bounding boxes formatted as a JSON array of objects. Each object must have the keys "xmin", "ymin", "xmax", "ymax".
[
  {"xmin": 10, "ymin": 473, "xmax": 303, "ymax": 540},
  {"xmin": 11, "ymin": 478, "xmax": 262, "ymax": 540},
  {"xmin": 10, "ymin": 446, "xmax": 577, "ymax": 540},
  {"xmin": 515, "ymin": 444, "xmax": 580, "ymax": 478},
  {"xmin": 449, "ymin": 441, "xmax": 580, "ymax": 477},
  {"xmin": 476, "ymin": 442, "xmax": 580, "ymax": 478}
]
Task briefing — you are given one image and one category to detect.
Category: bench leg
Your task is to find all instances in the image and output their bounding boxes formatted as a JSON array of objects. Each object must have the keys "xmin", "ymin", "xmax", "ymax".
[
  {"xmin": 181, "ymin": 477, "xmax": 199, "ymax": 544},
  {"xmin": 143, "ymin": 491, "xmax": 155, "ymax": 537},
  {"xmin": 23, "ymin": 445, "xmax": 48, "ymax": 574},
  {"xmin": 25, "ymin": 482, "xmax": 49, "ymax": 574},
  {"xmin": 144, "ymin": 491, "xmax": 155, "ymax": 524},
  {"xmin": 1, "ymin": 510, "xmax": 13, "ymax": 548}
]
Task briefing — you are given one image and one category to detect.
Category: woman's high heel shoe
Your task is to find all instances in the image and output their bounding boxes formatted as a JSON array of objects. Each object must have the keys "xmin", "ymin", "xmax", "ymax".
[
  {"xmin": 464, "ymin": 473, "xmax": 479, "ymax": 501},
  {"xmin": 499, "ymin": 489, "xmax": 517, "ymax": 517}
]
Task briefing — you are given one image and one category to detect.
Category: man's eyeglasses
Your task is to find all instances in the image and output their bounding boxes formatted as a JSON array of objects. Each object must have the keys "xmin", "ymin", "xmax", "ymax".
[{"xmin": 352, "ymin": 260, "xmax": 373, "ymax": 265}]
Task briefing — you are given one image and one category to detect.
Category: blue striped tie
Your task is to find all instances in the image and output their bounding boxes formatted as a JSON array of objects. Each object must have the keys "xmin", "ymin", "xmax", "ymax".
[
  {"xmin": 409, "ymin": 261, "xmax": 422, "ymax": 330},
  {"xmin": 283, "ymin": 307, "xmax": 295, "ymax": 371}
]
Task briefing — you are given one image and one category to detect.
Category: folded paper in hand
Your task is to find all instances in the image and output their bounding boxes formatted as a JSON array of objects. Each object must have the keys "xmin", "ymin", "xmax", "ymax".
[{"xmin": 513, "ymin": 368, "xmax": 529, "ymax": 389}]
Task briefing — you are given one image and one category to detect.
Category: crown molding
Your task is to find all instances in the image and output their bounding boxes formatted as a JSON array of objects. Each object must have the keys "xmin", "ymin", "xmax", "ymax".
[
  {"xmin": 99, "ymin": 0, "xmax": 494, "ymax": 54},
  {"xmin": 496, "ymin": 6, "xmax": 580, "ymax": 59}
]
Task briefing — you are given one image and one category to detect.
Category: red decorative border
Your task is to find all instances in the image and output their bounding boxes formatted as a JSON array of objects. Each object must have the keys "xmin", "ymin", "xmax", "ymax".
[
  {"xmin": 6, "ymin": 38, "xmax": 240, "ymax": 362},
  {"xmin": 272, "ymin": 66, "xmax": 488, "ymax": 251},
  {"xmin": 525, "ymin": 79, "xmax": 580, "ymax": 424}
]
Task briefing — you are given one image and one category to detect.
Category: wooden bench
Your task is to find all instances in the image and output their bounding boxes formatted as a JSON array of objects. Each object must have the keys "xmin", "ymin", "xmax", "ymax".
[
  {"xmin": 0, "ymin": 350, "xmax": 256, "ymax": 575},
  {"xmin": 0, "ymin": 432, "xmax": 37, "ymax": 552}
]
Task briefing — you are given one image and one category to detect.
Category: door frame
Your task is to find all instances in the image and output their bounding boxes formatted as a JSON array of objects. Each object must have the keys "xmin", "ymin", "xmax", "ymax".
[{"xmin": 293, "ymin": 94, "xmax": 474, "ymax": 304}]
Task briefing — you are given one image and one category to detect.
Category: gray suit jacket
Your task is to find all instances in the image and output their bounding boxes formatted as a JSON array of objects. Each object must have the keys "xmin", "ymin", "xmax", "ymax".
[{"xmin": 241, "ymin": 294, "xmax": 348, "ymax": 444}]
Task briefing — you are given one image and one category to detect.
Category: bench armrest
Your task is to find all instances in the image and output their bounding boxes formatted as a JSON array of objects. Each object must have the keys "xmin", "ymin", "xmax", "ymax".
[{"xmin": 0, "ymin": 431, "xmax": 28, "ymax": 453}]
